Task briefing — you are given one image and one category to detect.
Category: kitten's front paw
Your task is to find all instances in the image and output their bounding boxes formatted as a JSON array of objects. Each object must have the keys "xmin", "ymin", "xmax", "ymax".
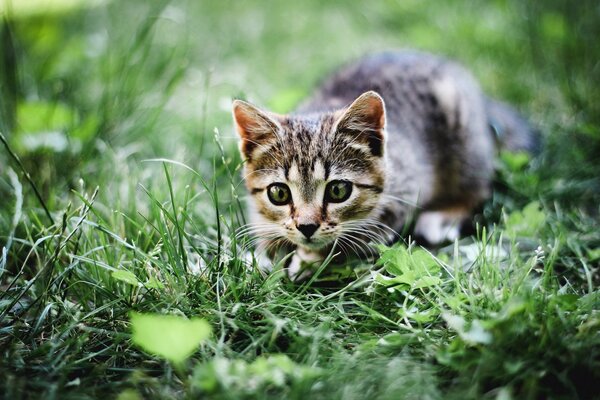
[
  {"xmin": 287, "ymin": 249, "xmax": 322, "ymax": 282},
  {"xmin": 414, "ymin": 209, "xmax": 467, "ymax": 245},
  {"xmin": 287, "ymin": 254, "xmax": 310, "ymax": 282}
]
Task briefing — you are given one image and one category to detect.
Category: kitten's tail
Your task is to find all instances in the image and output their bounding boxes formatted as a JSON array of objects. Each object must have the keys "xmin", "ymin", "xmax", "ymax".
[{"xmin": 486, "ymin": 98, "xmax": 541, "ymax": 154}]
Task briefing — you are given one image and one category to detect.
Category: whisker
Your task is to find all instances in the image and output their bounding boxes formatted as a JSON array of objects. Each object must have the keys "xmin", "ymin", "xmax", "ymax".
[
  {"xmin": 338, "ymin": 235, "xmax": 366, "ymax": 261},
  {"xmin": 381, "ymin": 193, "xmax": 420, "ymax": 208}
]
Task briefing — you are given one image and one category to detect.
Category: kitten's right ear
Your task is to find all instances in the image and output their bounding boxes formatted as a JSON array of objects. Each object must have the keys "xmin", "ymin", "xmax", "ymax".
[{"xmin": 232, "ymin": 100, "xmax": 281, "ymax": 161}]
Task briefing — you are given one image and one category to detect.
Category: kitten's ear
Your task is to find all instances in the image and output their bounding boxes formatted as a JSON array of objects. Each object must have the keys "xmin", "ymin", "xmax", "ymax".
[
  {"xmin": 232, "ymin": 100, "xmax": 281, "ymax": 161},
  {"xmin": 335, "ymin": 91, "xmax": 386, "ymax": 157}
]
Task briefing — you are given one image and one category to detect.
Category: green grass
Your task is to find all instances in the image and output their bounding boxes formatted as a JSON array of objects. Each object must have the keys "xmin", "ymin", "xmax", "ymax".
[{"xmin": 1, "ymin": 1, "xmax": 599, "ymax": 399}]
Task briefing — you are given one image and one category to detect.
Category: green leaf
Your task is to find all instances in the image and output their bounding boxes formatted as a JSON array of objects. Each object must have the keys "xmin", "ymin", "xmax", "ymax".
[
  {"xmin": 111, "ymin": 270, "xmax": 140, "ymax": 287},
  {"xmin": 377, "ymin": 332, "xmax": 416, "ymax": 347},
  {"xmin": 398, "ymin": 307, "xmax": 438, "ymax": 324},
  {"xmin": 504, "ymin": 201, "xmax": 546, "ymax": 238},
  {"xmin": 412, "ymin": 275, "xmax": 442, "ymax": 289},
  {"xmin": 375, "ymin": 245, "xmax": 441, "ymax": 290},
  {"xmin": 410, "ymin": 248, "xmax": 440, "ymax": 273},
  {"xmin": 130, "ymin": 313, "xmax": 212, "ymax": 365},
  {"xmin": 500, "ymin": 151, "xmax": 531, "ymax": 172},
  {"xmin": 144, "ymin": 276, "xmax": 164, "ymax": 289}
]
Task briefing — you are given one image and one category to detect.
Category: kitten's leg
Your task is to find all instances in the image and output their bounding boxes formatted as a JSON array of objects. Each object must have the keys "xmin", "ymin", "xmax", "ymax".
[
  {"xmin": 253, "ymin": 252, "xmax": 273, "ymax": 272},
  {"xmin": 247, "ymin": 238, "xmax": 292, "ymax": 273},
  {"xmin": 414, "ymin": 207, "xmax": 470, "ymax": 245},
  {"xmin": 287, "ymin": 247, "xmax": 322, "ymax": 282}
]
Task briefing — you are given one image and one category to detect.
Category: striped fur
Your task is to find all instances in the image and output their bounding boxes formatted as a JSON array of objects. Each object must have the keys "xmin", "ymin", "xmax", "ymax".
[{"xmin": 233, "ymin": 51, "xmax": 535, "ymax": 277}]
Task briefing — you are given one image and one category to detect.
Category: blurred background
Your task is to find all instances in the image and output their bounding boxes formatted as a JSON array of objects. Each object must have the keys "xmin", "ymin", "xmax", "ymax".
[
  {"xmin": 1, "ymin": 2, "xmax": 599, "ymax": 397},
  {"xmin": 1, "ymin": 0, "xmax": 599, "ymax": 213}
]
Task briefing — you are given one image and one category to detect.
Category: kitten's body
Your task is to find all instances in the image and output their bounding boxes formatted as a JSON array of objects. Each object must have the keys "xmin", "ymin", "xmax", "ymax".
[{"xmin": 233, "ymin": 51, "xmax": 536, "ymax": 279}]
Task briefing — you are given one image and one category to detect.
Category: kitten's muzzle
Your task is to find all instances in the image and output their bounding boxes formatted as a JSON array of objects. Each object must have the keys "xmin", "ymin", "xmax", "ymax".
[{"xmin": 296, "ymin": 223, "xmax": 319, "ymax": 239}]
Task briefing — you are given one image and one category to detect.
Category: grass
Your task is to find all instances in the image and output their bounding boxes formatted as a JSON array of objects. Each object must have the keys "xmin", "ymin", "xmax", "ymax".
[{"xmin": 1, "ymin": 0, "xmax": 599, "ymax": 399}]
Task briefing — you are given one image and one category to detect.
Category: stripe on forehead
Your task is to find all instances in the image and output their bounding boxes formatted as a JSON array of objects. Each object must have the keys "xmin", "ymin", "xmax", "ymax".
[
  {"xmin": 250, "ymin": 140, "xmax": 285, "ymax": 171},
  {"xmin": 313, "ymin": 160, "xmax": 326, "ymax": 180},
  {"xmin": 286, "ymin": 118, "xmax": 321, "ymax": 202}
]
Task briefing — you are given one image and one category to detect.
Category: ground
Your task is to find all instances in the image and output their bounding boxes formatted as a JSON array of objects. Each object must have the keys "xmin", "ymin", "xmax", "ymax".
[{"xmin": 0, "ymin": 1, "xmax": 599, "ymax": 399}]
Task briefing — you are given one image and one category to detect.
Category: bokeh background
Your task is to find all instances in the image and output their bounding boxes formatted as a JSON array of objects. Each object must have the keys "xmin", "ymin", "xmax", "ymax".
[
  {"xmin": 1, "ymin": 0, "xmax": 599, "ymax": 201},
  {"xmin": 1, "ymin": 1, "xmax": 599, "ymax": 398}
]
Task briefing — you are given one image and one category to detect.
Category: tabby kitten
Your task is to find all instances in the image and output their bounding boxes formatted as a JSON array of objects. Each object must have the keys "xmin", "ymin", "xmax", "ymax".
[{"xmin": 233, "ymin": 51, "xmax": 536, "ymax": 279}]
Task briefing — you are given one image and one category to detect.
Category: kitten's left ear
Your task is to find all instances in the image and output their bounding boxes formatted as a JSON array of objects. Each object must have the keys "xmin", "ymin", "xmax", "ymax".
[{"xmin": 335, "ymin": 91, "xmax": 386, "ymax": 157}]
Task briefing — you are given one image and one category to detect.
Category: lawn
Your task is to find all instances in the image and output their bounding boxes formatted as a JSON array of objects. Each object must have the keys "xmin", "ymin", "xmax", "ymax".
[{"xmin": 1, "ymin": 0, "xmax": 599, "ymax": 399}]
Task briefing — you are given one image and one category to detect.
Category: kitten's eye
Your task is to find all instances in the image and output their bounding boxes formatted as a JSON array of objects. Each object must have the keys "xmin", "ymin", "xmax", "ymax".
[
  {"xmin": 325, "ymin": 180, "xmax": 352, "ymax": 203},
  {"xmin": 267, "ymin": 183, "xmax": 291, "ymax": 205}
]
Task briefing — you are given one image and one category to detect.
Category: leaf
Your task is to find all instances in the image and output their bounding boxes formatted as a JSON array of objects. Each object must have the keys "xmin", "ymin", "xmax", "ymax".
[
  {"xmin": 373, "ymin": 271, "xmax": 412, "ymax": 288},
  {"xmin": 500, "ymin": 151, "xmax": 531, "ymax": 172},
  {"xmin": 111, "ymin": 270, "xmax": 140, "ymax": 287},
  {"xmin": 398, "ymin": 307, "xmax": 438, "ymax": 324},
  {"xmin": 504, "ymin": 201, "xmax": 546, "ymax": 238},
  {"xmin": 412, "ymin": 275, "xmax": 442, "ymax": 289},
  {"xmin": 375, "ymin": 245, "xmax": 441, "ymax": 290},
  {"xmin": 144, "ymin": 276, "xmax": 164, "ymax": 289},
  {"xmin": 130, "ymin": 312, "xmax": 212, "ymax": 365},
  {"xmin": 377, "ymin": 332, "xmax": 416, "ymax": 347},
  {"xmin": 410, "ymin": 248, "xmax": 440, "ymax": 273}
]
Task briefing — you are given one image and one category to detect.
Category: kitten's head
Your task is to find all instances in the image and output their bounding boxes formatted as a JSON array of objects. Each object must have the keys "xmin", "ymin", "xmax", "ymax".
[{"xmin": 233, "ymin": 91, "xmax": 387, "ymax": 250}]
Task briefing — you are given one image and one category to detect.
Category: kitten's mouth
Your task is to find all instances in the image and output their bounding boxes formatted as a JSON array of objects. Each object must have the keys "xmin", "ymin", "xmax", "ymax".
[{"xmin": 296, "ymin": 237, "xmax": 332, "ymax": 250}]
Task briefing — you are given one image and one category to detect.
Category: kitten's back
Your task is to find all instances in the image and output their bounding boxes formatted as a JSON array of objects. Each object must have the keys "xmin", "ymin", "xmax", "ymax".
[{"xmin": 299, "ymin": 52, "xmax": 493, "ymax": 211}]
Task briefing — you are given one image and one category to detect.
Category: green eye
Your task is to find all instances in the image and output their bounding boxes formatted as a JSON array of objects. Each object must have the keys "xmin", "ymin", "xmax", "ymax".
[
  {"xmin": 267, "ymin": 183, "xmax": 291, "ymax": 205},
  {"xmin": 325, "ymin": 180, "xmax": 352, "ymax": 203}
]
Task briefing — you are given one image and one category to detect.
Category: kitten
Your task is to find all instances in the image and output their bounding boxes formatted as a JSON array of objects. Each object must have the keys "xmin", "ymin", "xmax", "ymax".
[{"xmin": 232, "ymin": 51, "xmax": 537, "ymax": 280}]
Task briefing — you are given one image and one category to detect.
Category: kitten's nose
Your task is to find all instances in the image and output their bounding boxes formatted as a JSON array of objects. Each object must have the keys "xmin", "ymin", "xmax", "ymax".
[{"xmin": 296, "ymin": 224, "xmax": 319, "ymax": 239}]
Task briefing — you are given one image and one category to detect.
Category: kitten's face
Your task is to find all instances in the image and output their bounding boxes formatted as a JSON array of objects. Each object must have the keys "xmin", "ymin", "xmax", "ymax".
[{"xmin": 233, "ymin": 91, "xmax": 386, "ymax": 250}]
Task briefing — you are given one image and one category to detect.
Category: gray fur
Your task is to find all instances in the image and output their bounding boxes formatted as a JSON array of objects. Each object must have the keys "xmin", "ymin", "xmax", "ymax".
[{"xmin": 233, "ymin": 50, "xmax": 536, "ymax": 278}]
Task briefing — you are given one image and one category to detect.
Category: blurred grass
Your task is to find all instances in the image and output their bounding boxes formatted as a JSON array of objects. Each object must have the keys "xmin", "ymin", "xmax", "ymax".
[{"xmin": 0, "ymin": 0, "xmax": 599, "ymax": 399}]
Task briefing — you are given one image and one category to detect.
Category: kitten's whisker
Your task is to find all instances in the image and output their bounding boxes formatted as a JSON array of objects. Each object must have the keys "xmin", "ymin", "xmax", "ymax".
[
  {"xmin": 381, "ymin": 193, "xmax": 420, "ymax": 208},
  {"xmin": 339, "ymin": 221, "xmax": 390, "ymax": 242},
  {"xmin": 338, "ymin": 235, "xmax": 366, "ymax": 261},
  {"xmin": 332, "ymin": 238, "xmax": 351, "ymax": 261},
  {"xmin": 239, "ymin": 233, "xmax": 282, "ymax": 251},
  {"xmin": 341, "ymin": 218, "xmax": 399, "ymax": 240},
  {"xmin": 341, "ymin": 229, "xmax": 383, "ymax": 250},
  {"xmin": 235, "ymin": 226, "xmax": 278, "ymax": 238},
  {"xmin": 253, "ymin": 237, "xmax": 292, "ymax": 262},
  {"xmin": 339, "ymin": 224, "xmax": 388, "ymax": 258},
  {"xmin": 235, "ymin": 223, "xmax": 273, "ymax": 233},
  {"xmin": 235, "ymin": 223, "xmax": 279, "ymax": 236}
]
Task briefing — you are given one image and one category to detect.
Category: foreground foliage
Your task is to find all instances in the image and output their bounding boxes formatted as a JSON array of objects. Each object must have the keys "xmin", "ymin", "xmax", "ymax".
[{"xmin": 1, "ymin": 1, "xmax": 599, "ymax": 399}]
